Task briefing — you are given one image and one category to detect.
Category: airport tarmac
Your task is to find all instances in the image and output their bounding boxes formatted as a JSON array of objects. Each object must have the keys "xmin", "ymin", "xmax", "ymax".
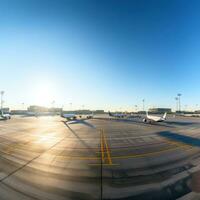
[{"xmin": 0, "ymin": 115, "xmax": 200, "ymax": 200}]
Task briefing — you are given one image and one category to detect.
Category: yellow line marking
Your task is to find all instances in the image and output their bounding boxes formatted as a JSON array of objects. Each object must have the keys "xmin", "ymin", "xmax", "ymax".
[
  {"xmin": 102, "ymin": 129, "xmax": 112, "ymax": 165},
  {"xmin": 95, "ymin": 143, "xmax": 191, "ymax": 153},
  {"xmin": 89, "ymin": 163, "xmax": 120, "ymax": 166},
  {"xmin": 89, "ymin": 128, "xmax": 117, "ymax": 166},
  {"xmin": 100, "ymin": 129, "xmax": 105, "ymax": 163},
  {"xmin": 57, "ymin": 144, "xmax": 194, "ymax": 161},
  {"xmin": 112, "ymin": 145, "xmax": 194, "ymax": 159}
]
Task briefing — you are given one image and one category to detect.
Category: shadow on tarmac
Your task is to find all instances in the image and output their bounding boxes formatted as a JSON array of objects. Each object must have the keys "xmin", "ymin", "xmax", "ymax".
[
  {"xmin": 164, "ymin": 121, "xmax": 199, "ymax": 126},
  {"xmin": 0, "ymin": 118, "xmax": 7, "ymax": 121},
  {"xmin": 62, "ymin": 121, "xmax": 97, "ymax": 155},
  {"xmin": 158, "ymin": 131, "xmax": 200, "ymax": 147},
  {"xmin": 67, "ymin": 119, "xmax": 96, "ymax": 129}
]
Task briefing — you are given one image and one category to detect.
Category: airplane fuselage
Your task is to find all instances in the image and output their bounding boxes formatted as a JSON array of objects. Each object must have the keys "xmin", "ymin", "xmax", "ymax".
[
  {"xmin": 108, "ymin": 112, "xmax": 127, "ymax": 118},
  {"xmin": 1, "ymin": 114, "xmax": 11, "ymax": 120},
  {"xmin": 143, "ymin": 112, "xmax": 167, "ymax": 123}
]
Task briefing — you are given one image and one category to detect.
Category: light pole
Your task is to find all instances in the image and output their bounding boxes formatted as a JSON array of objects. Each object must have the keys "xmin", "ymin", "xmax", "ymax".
[
  {"xmin": 52, "ymin": 100, "xmax": 55, "ymax": 107},
  {"xmin": 51, "ymin": 100, "xmax": 55, "ymax": 114},
  {"xmin": 1, "ymin": 91, "xmax": 4, "ymax": 112},
  {"xmin": 196, "ymin": 104, "xmax": 199, "ymax": 112},
  {"xmin": 82, "ymin": 105, "xmax": 84, "ymax": 110},
  {"xmin": 175, "ymin": 97, "xmax": 178, "ymax": 112},
  {"xmin": 135, "ymin": 105, "xmax": 138, "ymax": 113},
  {"xmin": 22, "ymin": 102, "xmax": 25, "ymax": 110},
  {"xmin": 142, "ymin": 99, "xmax": 145, "ymax": 112},
  {"xmin": 69, "ymin": 103, "xmax": 72, "ymax": 111},
  {"xmin": 177, "ymin": 93, "xmax": 182, "ymax": 112}
]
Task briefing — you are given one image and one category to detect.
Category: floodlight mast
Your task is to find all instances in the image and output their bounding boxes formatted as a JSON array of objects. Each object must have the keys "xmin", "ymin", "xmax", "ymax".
[
  {"xmin": 175, "ymin": 97, "xmax": 178, "ymax": 112},
  {"xmin": 0, "ymin": 91, "xmax": 4, "ymax": 113},
  {"xmin": 142, "ymin": 99, "xmax": 145, "ymax": 112},
  {"xmin": 177, "ymin": 93, "xmax": 182, "ymax": 112}
]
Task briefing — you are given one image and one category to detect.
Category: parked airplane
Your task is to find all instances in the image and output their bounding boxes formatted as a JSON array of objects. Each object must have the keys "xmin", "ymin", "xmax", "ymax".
[
  {"xmin": 61, "ymin": 113, "xmax": 77, "ymax": 120},
  {"xmin": 1, "ymin": 111, "xmax": 11, "ymax": 120},
  {"xmin": 86, "ymin": 113, "xmax": 94, "ymax": 119},
  {"xmin": 61, "ymin": 112, "xmax": 94, "ymax": 121},
  {"xmin": 143, "ymin": 111, "xmax": 167, "ymax": 123},
  {"xmin": 108, "ymin": 111, "xmax": 127, "ymax": 118}
]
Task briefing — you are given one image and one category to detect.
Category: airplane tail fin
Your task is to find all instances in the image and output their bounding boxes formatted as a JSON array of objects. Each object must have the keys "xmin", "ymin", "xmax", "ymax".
[
  {"xmin": 108, "ymin": 111, "xmax": 112, "ymax": 116},
  {"xmin": 163, "ymin": 112, "xmax": 167, "ymax": 120},
  {"xmin": 146, "ymin": 111, "xmax": 149, "ymax": 117}
]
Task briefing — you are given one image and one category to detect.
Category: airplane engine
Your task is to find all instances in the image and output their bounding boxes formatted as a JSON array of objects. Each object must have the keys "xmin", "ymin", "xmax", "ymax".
[{"xmin": 143, "ymin": 118, "xmax": 147, "ymax": 123}]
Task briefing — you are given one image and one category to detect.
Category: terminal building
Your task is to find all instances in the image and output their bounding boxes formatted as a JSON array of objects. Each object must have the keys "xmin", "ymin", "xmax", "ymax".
[
  {"xmin": 149, "ymin": 108, "xmax": 172, "ymax": 114},
  {"xmin": 28, "ymin": 105, "xmax": 62, "ymax": 114},
  {"xmin": 62, "ymin": 110, "xmax": 104, "ymax": 114},
  {"xmin": 0, "ymin": 107, "xmax": 10, "ymax": 113},
  {"xmin": 11, "ymin": 110, "xmax": 27, "ymax": 115},
  {"xmin": 62, "ymin": 110, "xmax": 91, "ymax": 114},
  {"xmin": 28, "ymin": 105, "xmax": 48, "ymax": 112},
  {"xmin": 93, "ymin": 110, "xmax": 104, "ymax": 114}
]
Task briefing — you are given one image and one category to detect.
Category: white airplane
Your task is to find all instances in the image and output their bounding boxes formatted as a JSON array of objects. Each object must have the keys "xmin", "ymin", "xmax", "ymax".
[
  {"xmin": 86, "ymin": 113, "xmax": 94, "ymax": 119},
  {"xmin": 1, "ymin": 111, "xmax": 11, "ymax": 120},
  {"xmin": 61, "ymin": 112, "xmax": 94, "ymax": 121},
  {"xmin": 108, "ymin": 111, "xmax": 127, "ymax": 118},
  {"xmin": 61, "ymin": 113, "xmax": 77, "ymax": 120},
  {"xmin": 143, "ymin": 111, "xmax": 167, "ymax": 123}
]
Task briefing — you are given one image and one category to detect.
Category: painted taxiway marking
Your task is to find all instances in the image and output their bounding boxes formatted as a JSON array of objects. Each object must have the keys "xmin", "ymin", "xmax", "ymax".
[
  {"xmin": 58, "ymin": 143, "xmax": 194, "ymax": 161},
  {"xmin": 102, "ymin": 129, "xmax": 113, "ymax": 165},
  {"xmin": 100, "ymin": 130, "xmax": 105, "ymax": 163},
  {"xmin": 88, "ymin": 129, "xmax": 118, "ymax": 166}
]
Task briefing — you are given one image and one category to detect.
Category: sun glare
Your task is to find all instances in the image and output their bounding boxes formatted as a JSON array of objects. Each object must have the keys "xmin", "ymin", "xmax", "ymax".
[{"xmin": 32, "ymin": 81, "xmax": 57, "ymax": 107}]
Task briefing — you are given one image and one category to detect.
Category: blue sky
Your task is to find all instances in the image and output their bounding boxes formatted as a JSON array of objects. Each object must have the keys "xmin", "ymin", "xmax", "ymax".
[{"xmin": 0, "ymin": 0, "xmax": 200, "ymax": 111}]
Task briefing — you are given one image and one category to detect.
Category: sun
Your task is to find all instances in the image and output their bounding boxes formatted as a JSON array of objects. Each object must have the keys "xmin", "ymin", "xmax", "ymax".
[{"xmin": 32, "ymin": 81, "xmax": 56, "ymax": 107}]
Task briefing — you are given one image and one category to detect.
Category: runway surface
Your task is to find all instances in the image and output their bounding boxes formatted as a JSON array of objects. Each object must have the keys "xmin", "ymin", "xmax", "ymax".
[{"xmin": 0, "ymin": 115, "xmax": 200, "ymax": 199}]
